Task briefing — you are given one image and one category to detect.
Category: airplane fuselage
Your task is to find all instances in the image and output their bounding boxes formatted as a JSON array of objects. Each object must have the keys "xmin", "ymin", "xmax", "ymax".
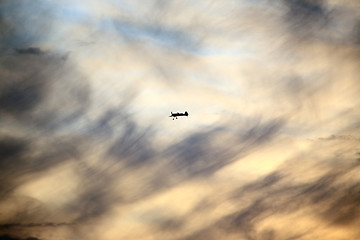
[{"xmin": 169, "ymin": 111, "xmax": 189, "ymax": 120}]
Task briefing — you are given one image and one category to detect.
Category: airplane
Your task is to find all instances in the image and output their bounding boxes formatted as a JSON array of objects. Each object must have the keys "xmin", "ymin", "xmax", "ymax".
[{"xmin": 169, "ymin": 111, "xmax": 189, "ymax": 120}]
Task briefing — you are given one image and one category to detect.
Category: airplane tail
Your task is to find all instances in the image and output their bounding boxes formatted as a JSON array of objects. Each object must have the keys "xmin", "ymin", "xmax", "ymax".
[{"xmin": 185, "ymin": 111, "xmax": 188, "ymax": 116}]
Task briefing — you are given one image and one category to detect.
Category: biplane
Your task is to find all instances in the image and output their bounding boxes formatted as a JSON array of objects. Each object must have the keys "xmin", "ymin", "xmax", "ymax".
[{"xmin": 169, "ymin": 111, "xmax": 189, "ymax": 120}]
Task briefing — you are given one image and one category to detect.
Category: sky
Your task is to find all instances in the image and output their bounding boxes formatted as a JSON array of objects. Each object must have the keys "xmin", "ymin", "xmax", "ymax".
[{"xmin": 0, "ymin": 0, "xmax": 359, "ymax": 239}]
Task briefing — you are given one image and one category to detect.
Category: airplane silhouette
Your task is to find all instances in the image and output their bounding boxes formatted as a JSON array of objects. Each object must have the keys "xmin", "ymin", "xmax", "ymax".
[{"xmin": 169, "ymin": 111, "xmax": 189, "ymax": 120}]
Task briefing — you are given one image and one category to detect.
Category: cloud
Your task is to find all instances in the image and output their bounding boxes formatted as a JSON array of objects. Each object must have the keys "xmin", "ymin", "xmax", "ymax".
[
  {"xmin": 14, "ymin": 48, "xmax": 44, "ymax": 55},
  {"xmin": 0, "ymin": 0, "xmax": 359, "ymax": 239},
  {"xmin": 0, "ymin": 235, "xmax": 38, "ymax": 240},
  {"xmin": 175, "ymin": 135, "xmax": 360, "ymax": 240},
  {"xmin": 163, "ymin": 118, "xmax": 285, "ymax": 177},
  {"xmin": 113, "ymin": 20, "xmax": 203, "ymax": 53},
  {"xmin": 0, "ymin": 50, "xmax": 90, "ymax": 130},
  {"xmin": 283, "ymin": 0, "xmax": 360, "ymax": 45},
  {"xmin": 0, "ymin": 0, "xmax": 55, "ymax": 51}
]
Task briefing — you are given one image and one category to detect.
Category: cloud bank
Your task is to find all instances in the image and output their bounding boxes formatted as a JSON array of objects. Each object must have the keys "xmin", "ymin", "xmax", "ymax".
[{"xmin": 0, "ymin": 0, "xmax": 359, "ymax": 239}]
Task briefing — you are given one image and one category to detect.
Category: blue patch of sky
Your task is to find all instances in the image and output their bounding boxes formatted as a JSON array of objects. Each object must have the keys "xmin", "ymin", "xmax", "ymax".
[
  {"xmin": 230, "ymin": 0, "xmax": 282, "ymax": 11},
  {"xmin": 0, "ymin": 1, "xmax": 90, "ymax": 50},
  {"xmin": 110, "ymin": 20, "xmax": 202, "ymax": 54},
  {"xmin": 0, "ymin": 2, "xmax": 50, "ymax": 48},
  {"xmin": 53, "ymin": 4, "xmax": 90, "ymax": 23},
  {"xmin": 108, "ymin": 19, "xmax": 254, "ymax": 58},
  {"xmin": 105, "ymin": 0, "xmax": 147, "ymax": 16}
]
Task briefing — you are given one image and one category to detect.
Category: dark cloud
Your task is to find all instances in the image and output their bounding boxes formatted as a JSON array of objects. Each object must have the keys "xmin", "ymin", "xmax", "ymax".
[
  {"xmin": 180, "ymin": 169, "xmax": 360, "ymax": 239},
  {"xmin": 0, "ymin": 74, "xmax": 44, "ymax": 115},
  {"xmin": 14, "ymin": 48, "xmax": 43, "ymax": 55},
  {"xmin": 283, "ymin": 0, "xmax": 360, "ymax": 44},
  {"xmin": 0, "ymin": 137, "xmax": 28, "ymax": 196},
  {"xmin": 286, "ymin": 0, "xmax": 326, "ymax": 20},
  {"xmin": 0, "ymin": 4, "xmax": 93, "ymax": 237},
  {"xmin": 0, "ymin": 137, "xmax": 81, "ymax": 208},
  {"xmin": 183, "ymin": 229, "xmax": 216, "ymax": 240},
  {"xmin": 325, "ymin": 183, "xmax": 360, "ymax": 225},
  {"xmin": 0, "ymin": 51, "xmax": 90, "ymax": 129},
  {"xmin": 108, "ymin": 121, "xmax": 155, "ymax": 167},
  {"xmin": 240, "ymin": 172, "xmax": 283, "ymax": 192},
  {"xmin": 70, "ymin": 185, "xmax": 112, "ymax": 222},
  {"xmin": 164, "ymin": 118, "xmax": 285, "ymax": 178},
  {"xmin": 0, "ymin": 137, "xmax": 28, "ymax": 163},
  {"xmin": 0, "ymin": 235, "xmax": 38, "ymax": 240},
  {"xmin": 83, "ymin": 116, "xmax": 284, "ymax": 208},
  {"xmin": 48, "ymin": 115, "xmax": 285, "ymax": 223}
]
